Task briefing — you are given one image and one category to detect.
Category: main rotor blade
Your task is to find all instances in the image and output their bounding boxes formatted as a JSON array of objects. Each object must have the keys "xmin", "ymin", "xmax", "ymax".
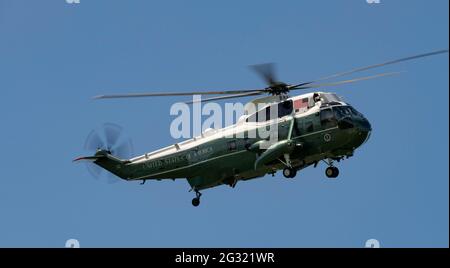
[
  {"xmin": 292, "ymin": 49, "xmax": 448, "ymax": 88},
  {"xmin": 94, "ymin": 89, "xmax": 265, "ymax": 100},
  {"xmin": 185, "ymin": 91, "xmax": 264, "ymax": 104},
  {"xmin": 292, "ymin": 72, "xmax": 402, "ymax": 90},
  {"xmin": 250, "ymin": 63, "xmax": 278, "ymax": 86}
]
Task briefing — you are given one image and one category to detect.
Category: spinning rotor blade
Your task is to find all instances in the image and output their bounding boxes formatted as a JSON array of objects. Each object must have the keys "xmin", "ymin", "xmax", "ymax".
[
  {"xmin": 93, "ymin": 49, "xmax": 448, "ymax": 101},
  {"xmin": 292, "ymin": 49, "xmax": 449, "ymax": 88},
  {"xmin": 249, "ymin": 63, "xmax": 278, "ymax": 86},
  {"xmin": 81, "ymin": 123, "xmax": 134, "ymax": 184},
  {"xmin": 84, "ymin": 129, "xmax": 105, "ymax": 151},
  {"xmin": 185, "ymin": 91, "xmax": 264, "ymax": 104},
  {"xmin": 94, "ymin": 89, "xmax": 265, "ymax": 100},
  {"xmin": 112, "ymin": 139, "xmax": 134, "ymax": 160},
  {"xmin": 103, "ymin": 123, "xmax": 122, "ymax": 150},
  {"xmin": 291, "ymin": 72, "xmax": 402, "ymax": 90},
  {"xmin": 86, "ymin": 163, "xmax": 103, "ymax": 180}
]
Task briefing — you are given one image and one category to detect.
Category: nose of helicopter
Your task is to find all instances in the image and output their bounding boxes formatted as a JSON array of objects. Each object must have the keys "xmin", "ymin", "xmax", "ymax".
[
  {"xmin": 360, "ymin": 117, "xmax": 372, "ymax": 132},
  {"xmin": 356, "ymin": 117, "xmax": 372, "ymax": 145}
]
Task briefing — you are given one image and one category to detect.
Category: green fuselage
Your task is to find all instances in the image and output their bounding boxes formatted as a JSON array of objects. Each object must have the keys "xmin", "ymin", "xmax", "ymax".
[{"xmin": 96, "ymin": 102, "xmax": 371, "ymax": 191}]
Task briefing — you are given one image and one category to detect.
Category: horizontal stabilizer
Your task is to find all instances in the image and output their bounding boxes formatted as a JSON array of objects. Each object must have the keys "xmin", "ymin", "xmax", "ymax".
[{"xmin": 73, "ymin": 155, "xmax": 105, "ymax": 162}]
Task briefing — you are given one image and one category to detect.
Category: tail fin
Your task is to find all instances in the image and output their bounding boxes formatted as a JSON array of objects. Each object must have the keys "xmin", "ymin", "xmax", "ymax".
[{"xmin": 74, "ymin": 150, "xmax": 131, "ymax": 180}]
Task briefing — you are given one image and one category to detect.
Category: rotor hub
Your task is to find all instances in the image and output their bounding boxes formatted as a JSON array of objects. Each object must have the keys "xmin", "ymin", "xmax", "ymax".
[{"xmin": 267, "ymin": 82, "xmax": 290, "ymax": 95}]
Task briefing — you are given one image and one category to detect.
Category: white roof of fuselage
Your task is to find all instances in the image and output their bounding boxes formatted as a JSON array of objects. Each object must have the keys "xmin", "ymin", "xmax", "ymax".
[{"xmin": 130, "ymin": 91, "xmax": 335, "ymax": 163}]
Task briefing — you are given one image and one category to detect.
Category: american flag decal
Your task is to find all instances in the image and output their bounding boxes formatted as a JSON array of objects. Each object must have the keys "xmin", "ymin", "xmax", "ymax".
[{"xmin": 294, "ymin": 98, "xmax": 309, "ymax": 110}]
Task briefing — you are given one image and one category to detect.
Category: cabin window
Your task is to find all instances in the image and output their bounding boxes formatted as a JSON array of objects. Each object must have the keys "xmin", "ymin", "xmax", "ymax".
[
  {"xmin": 277, "ymin": 100, "xmax": 293, "ymax": 118},
  {"xmin": 244, "ymin": 137, "xmax": 252, "ymax": 149},
  {"xmin": 246, "ymin": 100, "xmax": 293, "ymax": 123},
  {"xmin": 260, "ymin": 106, "xmax": 271, "ymax": 122},
  {"xmin": 304, "ymin": 121, "xmax": 313, "ymax": 133},
  {"xmin": 320, "ymin": 108, "xmax": 337, "ymax": 128},
  {"xmin": 227, "ymin": 140, "xmax": 237, "ymax": 151}
]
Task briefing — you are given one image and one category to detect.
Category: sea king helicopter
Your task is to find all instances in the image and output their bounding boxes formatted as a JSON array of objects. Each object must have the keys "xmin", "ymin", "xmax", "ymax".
[{"xmin": 75, "ymin": 50, "xmax": 448, "ymax": 206}]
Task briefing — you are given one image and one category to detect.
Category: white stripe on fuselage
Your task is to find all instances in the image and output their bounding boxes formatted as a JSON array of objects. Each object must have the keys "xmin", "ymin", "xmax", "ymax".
[{"xmin": 131, "ymin": 125, "xmax": 339, "ymax": 179}]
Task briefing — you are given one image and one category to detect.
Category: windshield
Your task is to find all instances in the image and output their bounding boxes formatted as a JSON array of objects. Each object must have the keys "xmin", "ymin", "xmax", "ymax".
[
  {"xmin": 333, "ymin": 106, "xmax": 352, "ymax": 120},
  {"xmin": 321, "ymin": 93, "xmax": 342, "ymax": 103}
]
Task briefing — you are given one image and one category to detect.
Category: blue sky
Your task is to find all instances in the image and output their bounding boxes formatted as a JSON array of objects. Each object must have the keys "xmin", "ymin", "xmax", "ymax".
[{"xmin": 0, "ymin": 0, "xmax": 448, "ymax": 247}]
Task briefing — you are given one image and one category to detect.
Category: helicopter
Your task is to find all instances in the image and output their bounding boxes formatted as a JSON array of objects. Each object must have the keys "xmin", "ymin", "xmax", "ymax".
[{"xmin": 75, "ymin": 49, "xmax": 448, "ymax": 207}]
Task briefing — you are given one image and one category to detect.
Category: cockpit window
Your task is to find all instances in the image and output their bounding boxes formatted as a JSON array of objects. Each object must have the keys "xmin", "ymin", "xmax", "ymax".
[
  {"xmin": 320, "ymin": 108, "xmax": 337, "ymax": 128},
  {"xmin": 334, "ymin": 106, "xmax": 352, "ymax": 120},
  {"xmin": 304, "ymin": 121, "xmax": 313, "ymax": 133},
  {"xmin": 349, "ymin": 106, "xmax": 364, "ymax": 117}
]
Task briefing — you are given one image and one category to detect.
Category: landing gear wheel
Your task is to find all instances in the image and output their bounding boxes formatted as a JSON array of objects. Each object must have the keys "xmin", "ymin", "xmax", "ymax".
[
  {"xmin": 192, "ymin": 197, "xmax": 200, "ymax": 207},
  {"xmin": 325, "ymin": 167, "xmax": 334, "ymax": 178},
  {"xmin": 332, "ymin": 167, "xmax": 339, "ymax": 178},
  {"xmin": 191, "ymin": 190, "xmax": 202, "ymax": 207},
  {"xmin": 283, "ymin": 167, "xmax": 297, "ymax": 178},
  {"xmin": 325, "ymin": 166, "xmax": 339, "ymax": 178}
]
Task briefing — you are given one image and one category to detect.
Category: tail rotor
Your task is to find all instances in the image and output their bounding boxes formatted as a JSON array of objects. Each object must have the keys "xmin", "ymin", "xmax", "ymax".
[{"xmin": 83, "ymin": 123, "xmax": 134, "ymax": 184}]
